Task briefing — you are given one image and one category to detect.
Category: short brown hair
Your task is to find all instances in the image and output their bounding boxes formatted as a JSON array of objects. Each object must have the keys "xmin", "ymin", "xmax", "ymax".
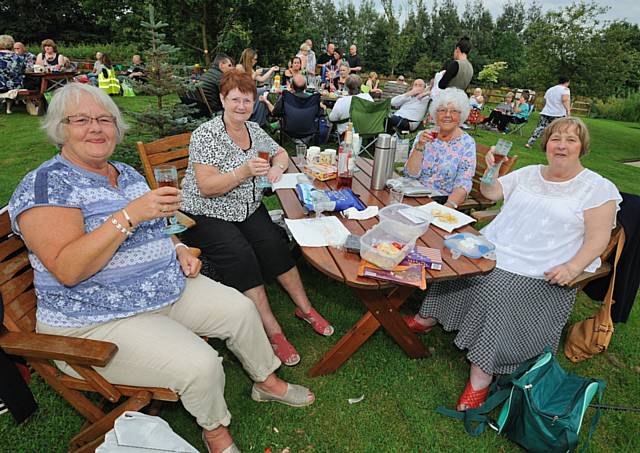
[
  {"xmin": 219, "ymin": 69, "xmax": 257, "ymax": 100},
  {"xmin": 41, "ymin": 38, "xmax": 57, "ymax": 52},
  {"xmin": 540, "ymin": 117, "xmax": 590, "ymax": 157}
]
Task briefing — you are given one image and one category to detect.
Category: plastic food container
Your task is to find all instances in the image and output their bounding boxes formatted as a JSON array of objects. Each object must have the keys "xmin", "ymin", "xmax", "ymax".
[
  {"xmin": 360, "ymin": 220, "xmax": 417, "ymax": 270},
  {"xmin": 378, "ymin": 204, "xmax": 431, "ymax": 239},
  {"xmin": 443, "ymin": 232, "xmax": 496, "ymax": 260}
]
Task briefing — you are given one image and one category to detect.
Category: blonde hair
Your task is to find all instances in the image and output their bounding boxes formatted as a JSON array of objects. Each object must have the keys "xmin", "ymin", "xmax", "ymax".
[
  {"xmin": 540, "ymin": 117, "xmax": 590, "ymax": 157},
  {"xmin": 299, "ymin": 43, "xmax": 310, "ymax": 52},
  {"xmin": 238, "ymin": 48, "xmax": 257, "ymax": 75},
  {"xmin": 369, "ymin": 71, "xmax": 378, "ymax": 80}
]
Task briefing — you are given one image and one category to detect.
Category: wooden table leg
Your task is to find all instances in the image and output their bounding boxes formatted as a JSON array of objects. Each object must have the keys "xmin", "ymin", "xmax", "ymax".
[
  {"xmin": 307, "ymin": 286, "xmax": 429, "ymax": 377},
  {"xmin": 357, "ymin": 287, "xmax": 429, "ymax": 359}
]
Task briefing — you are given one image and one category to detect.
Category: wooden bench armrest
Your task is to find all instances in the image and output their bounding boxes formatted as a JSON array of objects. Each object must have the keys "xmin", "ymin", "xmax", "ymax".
[
  {"xmin": 0, "ymin": 331, "xmax": 117, "ymax": 367},
  {"xmin": 471, "ymin": 209, "xmax": 500, "ymax": 222},
  {"xmin": 176, "ymin": 211, "xmax": 196, "ymax": 229},
  {"xmin": 568, "ymin": 263, "xmax": 612, "ymax": 290}
]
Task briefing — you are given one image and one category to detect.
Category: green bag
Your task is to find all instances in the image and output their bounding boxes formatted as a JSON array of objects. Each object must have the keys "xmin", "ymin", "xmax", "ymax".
[
  {"xmin": 122, "ymin": 81, "xmax": 136, "ymax": 97},
  {"xmin": 438, "ymin": 348, "xmax": 605, "ymax": 453}
]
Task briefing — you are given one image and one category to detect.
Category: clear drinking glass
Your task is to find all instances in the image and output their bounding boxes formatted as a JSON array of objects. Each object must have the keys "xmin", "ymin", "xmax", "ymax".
[
  {"xmin": 295, "ymin": 144, "xmax": 307, "ymax": 165},
  {"xmin": 154, "ymin": 165, "xmax": 187, "ymax": 234},
  {"xmin": 389, "ymin": 188, "xmax": 405, "ymax": 204},
  {"xmin": 480, "ymin": 139, "xmax": 513, "ymax": 185},
  {"xmin": 256, "ymin": 150, "xmax": 272, "ymax": 189}
]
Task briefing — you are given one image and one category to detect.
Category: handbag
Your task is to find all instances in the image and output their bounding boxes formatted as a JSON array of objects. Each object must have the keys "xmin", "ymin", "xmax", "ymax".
[
  {"xmin": 437, "ymin": 348, "xmax": 605, "ymax": 453},
  {"xmin": 564, "ymin": 228, "xmax": 625, "ymax": 363}
]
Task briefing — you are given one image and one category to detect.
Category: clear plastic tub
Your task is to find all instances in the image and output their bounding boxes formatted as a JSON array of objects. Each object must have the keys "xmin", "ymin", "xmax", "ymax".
[
  {"xmin": 443, "ymin": 232, "xmax": 496, "ymax": 260},
  {"xmin": 378, "ymin": 203, "xmax": 431, "ymax": 239},
  {"xmin": 360, "ymin": 220, "xmax": 417, "ymax": 270}
]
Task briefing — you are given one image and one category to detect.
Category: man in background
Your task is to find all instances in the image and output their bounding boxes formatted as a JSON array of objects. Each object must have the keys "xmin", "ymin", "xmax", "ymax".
[
  {"xmin": 13, "ymin": 42, "xmax": 35, "ymax": 69},
  {"xmin": 388, "ymin": 78, "xmax": 430, "ymax": 132},
  {"xmin": 346, "ymin": 44, "xmax": 362, "ymax": 73},
  {"xmin": 317, "ymin": 42, "xmax": 335, "ymax": 66},
  {"xmin": 201, "ymin": 53, "xmax": 234, "ymax": 114}
]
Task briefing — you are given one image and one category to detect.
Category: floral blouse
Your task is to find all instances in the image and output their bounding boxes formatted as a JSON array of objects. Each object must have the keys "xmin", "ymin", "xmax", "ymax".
[
  {"xmin": 0, "ymin": 51, "xmax": 26, "ymax": 92},
  {"xmin": 403, "ymin": 132, "xmax": 476, "ymax": 195}
]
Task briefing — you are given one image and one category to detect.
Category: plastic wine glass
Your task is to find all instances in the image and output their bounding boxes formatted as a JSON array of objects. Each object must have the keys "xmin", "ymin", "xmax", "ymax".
[
  {"xmin": 256, "ymin": 150, "xmax": 272, "ymax": 189},
  {"xmin": 480, "ymin": 139, "xmax": 513, "ymax": 185},
  {"xmin": 154, "ymin": 165, "xmax": 187, "ymax": 234}
]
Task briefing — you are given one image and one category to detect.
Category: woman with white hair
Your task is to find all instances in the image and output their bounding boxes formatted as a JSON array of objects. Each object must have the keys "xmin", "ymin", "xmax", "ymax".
[
  {"xmin": 8, "ymin": 83, "xmax": 314, "ymax": 453},
  {"xmin": 404, "ymin": 87, "xmax": 475, "ymax": 209}
]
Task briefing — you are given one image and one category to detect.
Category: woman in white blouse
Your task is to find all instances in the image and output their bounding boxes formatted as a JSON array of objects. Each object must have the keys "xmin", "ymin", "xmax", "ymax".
[{"xmin": 404, "ymin": 117, "xmax": 621, "ymax": 411}]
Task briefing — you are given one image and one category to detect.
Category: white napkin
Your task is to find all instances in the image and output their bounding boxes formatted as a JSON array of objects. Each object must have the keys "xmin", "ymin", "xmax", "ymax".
[{"xmin": 341, "ymin": 206, "xmax": 379, "ymax": 220}]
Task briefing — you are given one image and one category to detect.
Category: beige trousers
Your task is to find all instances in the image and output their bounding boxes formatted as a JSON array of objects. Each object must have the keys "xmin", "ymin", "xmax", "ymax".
[{"xmin": 37, "ymin": 275, "xmax": 281, "ymax": 430}]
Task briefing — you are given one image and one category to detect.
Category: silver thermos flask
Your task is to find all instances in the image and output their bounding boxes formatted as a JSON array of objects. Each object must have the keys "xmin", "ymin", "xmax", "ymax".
[{"xmin": 371, "ymin": 134, "xmax": 396, "ymax": 190}]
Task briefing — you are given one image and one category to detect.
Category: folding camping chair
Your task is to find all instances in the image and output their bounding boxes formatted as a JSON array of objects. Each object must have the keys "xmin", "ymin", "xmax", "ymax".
[
  {"xmin": 279, "ymin": 91, "xmax": 321, "ymax": 146},
  {"xmin": 349, "ymin": 97, "xmax": 391, "ymax": 157}
]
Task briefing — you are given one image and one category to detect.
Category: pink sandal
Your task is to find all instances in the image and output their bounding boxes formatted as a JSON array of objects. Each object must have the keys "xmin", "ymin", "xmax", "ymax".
[
  {"xmin": 295, "ymin": 307, "xmax": 335, "ymax": 336},
  {"xmin": 269, "ymin": 332, "xmax": 300, "ymax": 366}
]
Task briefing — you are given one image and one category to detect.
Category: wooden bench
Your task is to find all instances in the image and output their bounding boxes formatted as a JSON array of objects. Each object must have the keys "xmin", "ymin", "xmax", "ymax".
[{"xmin": 380, "ymin": 81, "xmax": 409, "ymax": 100}]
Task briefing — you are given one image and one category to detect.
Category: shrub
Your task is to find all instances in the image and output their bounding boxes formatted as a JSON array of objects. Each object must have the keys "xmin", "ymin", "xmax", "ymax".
[
  {"xmin": 592, "ymin": 92, "xmax": 640, "ymax": 122},
  {"xmin": 24, "ymin": 42, "xmax": 142, "ymax": 64}
]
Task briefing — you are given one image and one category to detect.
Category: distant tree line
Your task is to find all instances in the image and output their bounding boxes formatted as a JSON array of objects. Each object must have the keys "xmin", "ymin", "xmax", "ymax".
[{"xmin": 2, "ymin": 0, "xmax": 639, "ymax": 98}]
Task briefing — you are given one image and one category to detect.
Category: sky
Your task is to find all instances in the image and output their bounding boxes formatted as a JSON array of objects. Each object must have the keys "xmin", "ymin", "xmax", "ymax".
[{"xmin": 369, "ymin": 1, "xmax": 640, "ymax": 25}]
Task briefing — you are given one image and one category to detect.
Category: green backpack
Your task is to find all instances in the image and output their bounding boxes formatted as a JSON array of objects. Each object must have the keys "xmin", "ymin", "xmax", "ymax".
[{"xmin": 438, "ymin": 348, "xmax": 605, "ymax": 453}]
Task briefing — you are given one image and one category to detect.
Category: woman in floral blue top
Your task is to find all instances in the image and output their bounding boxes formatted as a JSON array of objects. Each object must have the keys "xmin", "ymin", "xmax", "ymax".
[
  {"xmin": 404, "ymin": 88, "xmax": 476, "ymax": 209},
  {"xmin": 9, "ymin": 83, "xmax": 314, "ymax": 453},
  {"xmin": 0, "ymin": 35, "xmax": 26, "ymax": 114}
]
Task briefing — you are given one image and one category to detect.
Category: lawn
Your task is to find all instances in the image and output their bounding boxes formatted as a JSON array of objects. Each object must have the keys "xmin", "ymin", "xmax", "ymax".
[{"xmin": 0, "ymin": 98, "xmax": 639, "ymax": 452}]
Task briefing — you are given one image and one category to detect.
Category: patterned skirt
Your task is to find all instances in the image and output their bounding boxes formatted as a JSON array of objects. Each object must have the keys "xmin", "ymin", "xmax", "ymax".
[{"xmin": 419, "ymin": 268, "xmax": 577, "ymax": 375}]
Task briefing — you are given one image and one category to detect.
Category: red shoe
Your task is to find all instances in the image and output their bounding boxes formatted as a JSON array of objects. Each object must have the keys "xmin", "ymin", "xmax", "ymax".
[
  {"xmin": 402, "ymin": 315, "xmax": 434, "ymax": 334},
  {"xmin": 457, "ymin": 380, "xmax": 490, "ymax": 411},
  {"xmin": 295, "ymin": 307, "xmax": 334, "ymax": 336},
  {"xmin": 268, "ymin": 333, "xmax": 300, "ymax": 366}
]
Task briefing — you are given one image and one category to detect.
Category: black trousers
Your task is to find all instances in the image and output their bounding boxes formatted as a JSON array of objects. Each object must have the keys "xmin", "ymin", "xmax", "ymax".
[
  {"xmin": 387, "ymin": 115, "xmax": 412, "ymax": 132},
  {"xmin": 182, "ymin": 204, "xmax": 295, "ymax": 292}
]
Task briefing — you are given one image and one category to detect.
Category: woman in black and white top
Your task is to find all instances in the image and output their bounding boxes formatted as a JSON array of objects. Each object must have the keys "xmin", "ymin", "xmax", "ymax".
[{"xmin": 181, "ymin": 70, "xmax": 334, "ymax": 367}]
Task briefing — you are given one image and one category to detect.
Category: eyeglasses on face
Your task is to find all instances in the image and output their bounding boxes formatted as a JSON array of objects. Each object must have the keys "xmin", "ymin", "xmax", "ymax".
[
  {"xmin": 436, "ymin": 108, "xmax": 462, "ymax": 116},
  {"xmin": 226, "ymin": 97, "xmax": 254, "ymax": 106},
  {"xmin": 62, "ymin": 115, "xmax": 116, "ymax": 127}
]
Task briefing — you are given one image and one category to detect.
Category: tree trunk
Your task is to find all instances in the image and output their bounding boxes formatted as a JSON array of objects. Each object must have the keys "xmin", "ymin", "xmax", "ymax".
[{"xmin": 202, "ymin": 4, "xmax": 210, "ymax": 66}]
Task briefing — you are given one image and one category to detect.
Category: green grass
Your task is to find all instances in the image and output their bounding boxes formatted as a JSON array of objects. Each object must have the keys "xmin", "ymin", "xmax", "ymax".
[{"xmin": 0, "ymin": 100, "xmax": 639, "ymax": 452}]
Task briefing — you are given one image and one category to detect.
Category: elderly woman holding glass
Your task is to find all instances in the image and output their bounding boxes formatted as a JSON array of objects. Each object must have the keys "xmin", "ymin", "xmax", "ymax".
[
  {"xmin": 181, "ymin": 70, "xmax": 334, "ymax": 368},
  {"xmin": 405, "ymin": 117, "xmax": 620, "ymax": 411},
  {"xmin": 404, "ymin": 87, "xmax": 475, "ymax": 209},
  {"xmin": 8, "ymin": 83, "xmax": 314, "ymax": 453}
]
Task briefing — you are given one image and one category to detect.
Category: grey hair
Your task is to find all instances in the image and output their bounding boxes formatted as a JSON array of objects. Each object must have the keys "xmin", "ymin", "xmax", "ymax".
[
  {"xmin": 0, "ymin": 35, "xmax": 15, "ymax": 51},
  {"xmin": 429, "ymin": 87, "xmax": 471, "ymax": 126},
  {"xmin": 41, "ymin": 83, "xmax": 129, "ymax": 147},
  {"xmin": 340, "ymin": 61, "xmax": 351, "ymax": 71}
]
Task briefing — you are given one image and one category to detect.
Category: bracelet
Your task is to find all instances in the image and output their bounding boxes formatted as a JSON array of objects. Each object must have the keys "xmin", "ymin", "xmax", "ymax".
[
  {"xmin": 121, "ymin": 208, "xmax": 134, "ymax": 229},
  {"xmin": 107, "ymin": 215, "xmax": 133, "ymax": 237},
  {"xmin": 174, "ymin": 243, "xmax": 189, "ymax": 252}
]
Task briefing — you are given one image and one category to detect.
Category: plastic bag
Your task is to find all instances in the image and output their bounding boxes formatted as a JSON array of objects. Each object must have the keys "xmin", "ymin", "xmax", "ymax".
[{"xmin": 296, "ymin": 183, "xmax": 366, "ymax": 212}]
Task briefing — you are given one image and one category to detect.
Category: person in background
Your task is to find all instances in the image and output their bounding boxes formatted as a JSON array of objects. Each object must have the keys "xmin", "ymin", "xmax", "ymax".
[
  {"xmin": 469, "ymin": 87, "xmax": 484, "ymax": 109},
  {"xmin": 525, "ymin": 76, "xmax": 571, "ymax": 148},
  {"xmin": 122, "ymin": 54, "xmax": 147, "ymax": 83},
  {"xmin": 328, "ymin": 74, "xmax": 373, "ymax": 136},
  {"xmin": 493, "ymin": 92, "xmax": 532, "ymax": 132},
  {"xmin": 438, "ymin": 37, "xmax": 473, "ymax": 91},
  {"xmin": 388, "ymin": 78, "xmax": 430, "ymax": 132},
  {"xmin": 181, "ymin": 70, "xmax": 334, "ymax": 367},
  {"xmin": 0, "ymin": 35, "xmax": 26, "ymax": 114},
  {"xmin": 404, "ymin": 117, "xmax": 620, "ymax": 411},
  {"xmin": 481, "ymin": 91, "xmax": 515, "ymax": 129},
  {"xmin": 304, "ymin": 39, "xmax": 316, "ymax": 75},
  {"xmin": 297, "ymin": 44, "xmax": 310, "ymax": 75},
  {"xmin": 329, "ymin": 62, "xmax": 350, "ymax": 91},
  {"xmin": 365, "ymin": 71, "xmax": 383, "ymax": 97},
  {"xmin": 261, "ymin": 73, "xmax": 309, "ymax": 118},
  {"xmin": 236, "ymin": 48, "xmax": 279, "ymax": 84},
  {"xmin": 35, "ymin": 38, "xmax": 65, "ymax": 68},
  {"xmin": 97, "ymin": 53, "xmax": 120, "ymax": 96},
  {"xmin": 283, "ymin": 56, "xmax": 303, "ymax": 86},
  {"xmin": 86, "ymin": 51, "xmax": 103, "ymax": 86},
  {"xmin": 316, "ymin": 42, "xmax": 335, "ymax": 66},
  {"xmin": 13, "ymin": 42, "xmax": 35, "ymax": 69},
  {"xmin": 396, "ymin": 75, "xmax": 407, "ymax": 85},
  {"xmin": 403, "ymin": 88, "xmax": 475, "ymax": 208},
  {"xmin": 201, "ymin": 53, "xmax": 234, "ymax": 114},
  {"xmin": 9, "ymin": 82, "xmax": 315, "ymax": 453},
  {"xmin": 346, "ymin": 44, "xmax": 362, "ymax": 73}
]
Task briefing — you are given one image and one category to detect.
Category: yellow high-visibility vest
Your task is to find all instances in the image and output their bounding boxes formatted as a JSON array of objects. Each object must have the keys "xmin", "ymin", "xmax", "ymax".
[{"xmin": 98, "ymin": 67, "xmax": 120, "ymax": 95}]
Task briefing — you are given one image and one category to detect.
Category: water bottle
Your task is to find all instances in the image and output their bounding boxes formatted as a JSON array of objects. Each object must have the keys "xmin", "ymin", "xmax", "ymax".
[{"xmin": 371, "ymin": 134, "xmax": 395, "ymax": 190}]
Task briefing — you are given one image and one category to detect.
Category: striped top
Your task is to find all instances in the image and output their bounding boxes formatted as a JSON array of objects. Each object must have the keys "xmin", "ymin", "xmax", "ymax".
[{"xmin": 9, "ymin": 155, "xmax": 185, "ymax": 327}]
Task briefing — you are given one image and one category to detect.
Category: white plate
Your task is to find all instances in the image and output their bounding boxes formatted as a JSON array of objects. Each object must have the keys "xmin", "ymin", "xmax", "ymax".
[{"xmin": 414, "ymin": 202, "xmax": 475, "ymax": 233}]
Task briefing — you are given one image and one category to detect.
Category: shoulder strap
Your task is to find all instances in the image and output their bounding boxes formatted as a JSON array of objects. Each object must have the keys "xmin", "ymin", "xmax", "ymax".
[
  {"xmin": 603, "ymin": 228, "xmax": 625, "ymax": 310},
  {"xmin": 578, "ymin": 380, "xmax": 606, "ymax": 453}
]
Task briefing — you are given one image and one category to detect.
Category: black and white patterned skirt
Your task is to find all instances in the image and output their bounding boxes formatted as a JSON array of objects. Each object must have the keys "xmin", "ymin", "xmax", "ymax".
[{"xmin": 419, "ymin": 268, "xmax": 577, "ymax": 375}]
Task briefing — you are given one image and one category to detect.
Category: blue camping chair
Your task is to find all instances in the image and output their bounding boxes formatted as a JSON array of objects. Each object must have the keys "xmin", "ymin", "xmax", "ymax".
[{"xmin": 279, "ymin": 91, "xmax": 321, "ymax": 145}]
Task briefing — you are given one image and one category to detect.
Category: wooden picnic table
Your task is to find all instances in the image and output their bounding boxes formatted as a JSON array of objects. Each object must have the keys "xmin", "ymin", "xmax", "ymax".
[
  {"xmin": 276, "ymin": 155, "xmax": 495, "ymax": 377},
  {"xmin": 22, "ymin": 71, "xmax": 78, "ymax": 115}
]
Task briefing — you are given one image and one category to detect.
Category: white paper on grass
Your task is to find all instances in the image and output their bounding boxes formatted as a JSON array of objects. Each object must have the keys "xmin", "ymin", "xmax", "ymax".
[
  {"xmin": 284, "ymin": 217, "xmax": 351, "ymax": 247},
  {"xmin": 271, "ymin": 173, "xmax": 306, "ymax": 190}
]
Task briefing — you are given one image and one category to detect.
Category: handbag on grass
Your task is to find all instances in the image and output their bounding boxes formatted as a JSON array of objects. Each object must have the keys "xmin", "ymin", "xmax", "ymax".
[
  {"xmin": 564, "ymin": 228, "xmax": 625, "ymax": 363},
  {"xmin": 437, "ymin": 348, "xmax": 605, "ymax": 453}
]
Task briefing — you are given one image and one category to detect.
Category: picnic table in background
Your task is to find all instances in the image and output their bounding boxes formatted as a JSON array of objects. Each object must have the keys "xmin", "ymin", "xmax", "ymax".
[
  {"xmin": 22, "ymin": 70, "xmax": 78, "ymax": 115},
  {"xmin": 275, "ymin": 155, "xmax": 495, "ymax": 377}
]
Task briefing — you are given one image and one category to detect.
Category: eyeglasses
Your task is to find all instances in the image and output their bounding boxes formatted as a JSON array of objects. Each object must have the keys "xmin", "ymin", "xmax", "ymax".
[
  {"xmin": 62, "ymin": 115, "xmax": 116, "ymax": 127},
  {"xmin": 436, "ymin": 108, "xmax": 462, "ymax": 116},
  {"xmin": 226, "ymin": 97, "xmax": 254, "ymax": 107}
]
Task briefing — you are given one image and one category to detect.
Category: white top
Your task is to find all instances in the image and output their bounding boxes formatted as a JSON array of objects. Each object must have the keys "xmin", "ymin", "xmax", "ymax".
[
  {"xmin": 541, "ymin": 84, "xmax": 570, "ymax": 117},
  {"xmin": 481, "ymin": 165, "xmax": 621, "ymax": 279},
  {"xmin": 430, "ymin": 70, "xmax": 445, "ymax": 100},
  {"xmin": 328, "ymin": 92, "xmax": 374, "ymax": 134},
  {"xmin": 391, "ymin": 93, "xmax": 430, "ymax": 128}
]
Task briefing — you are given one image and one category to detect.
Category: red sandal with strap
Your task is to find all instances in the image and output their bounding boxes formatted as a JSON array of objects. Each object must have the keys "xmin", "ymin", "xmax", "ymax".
[
  {"xmin": 402, "ymin": 315, "xmax": 435, "ymax": 334},
  {"xmin": 295, "ymin": 307, "xmax": 334, "ymax": 336},
  {"xmin": 457, "ymin": 380, "xmax": 490, "ymax": 411},
  {"xmin": 268, "ymin": 333, "xmax": 300, "ymax": 367}
]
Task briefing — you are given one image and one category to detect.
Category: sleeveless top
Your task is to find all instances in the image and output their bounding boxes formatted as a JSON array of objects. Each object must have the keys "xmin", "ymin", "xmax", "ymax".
[
  {"xmin": 448, "ymin": 59, "xmax": 473, "ymax": 91},
  {"xmin": 40, "ymin": 53, "xmax": 59, "ymax": 67}
]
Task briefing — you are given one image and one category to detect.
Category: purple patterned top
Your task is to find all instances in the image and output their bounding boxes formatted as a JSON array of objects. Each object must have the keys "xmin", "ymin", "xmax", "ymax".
[{"xmin": 403, "ymin": 132, "xmax": 476, "ymax": 195}]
